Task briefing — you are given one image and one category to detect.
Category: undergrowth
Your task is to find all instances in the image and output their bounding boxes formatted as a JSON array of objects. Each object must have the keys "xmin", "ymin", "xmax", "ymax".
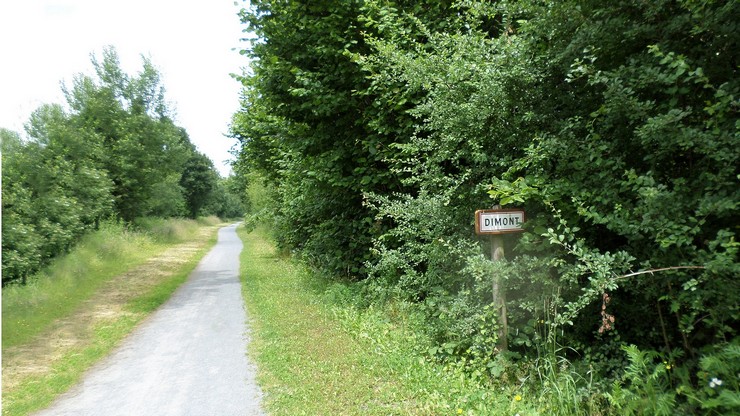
[
  {"xmin": 240, "ymin": 225, "xmax": 531, "ymax": 415},
  {"xmin": 239, "ymin": 222, "xmax": 740, "ymax": 415}
]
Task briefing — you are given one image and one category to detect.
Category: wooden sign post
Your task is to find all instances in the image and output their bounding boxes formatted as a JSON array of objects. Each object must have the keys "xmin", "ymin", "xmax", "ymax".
[{"xmin": 475, "ymin": 206, "xmax": 526, "ymax": 352}]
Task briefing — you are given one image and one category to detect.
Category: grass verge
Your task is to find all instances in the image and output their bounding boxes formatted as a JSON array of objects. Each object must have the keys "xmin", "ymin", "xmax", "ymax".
[
  {"xmin": 2, "ymin": 221, "xmax": 156, "ymax": 348},
  {"xmin": 239, "ymin": 226, "xmax": 527, "ymax": 415},
  {"xmin": 2, "ymin": 218, "xmax": 222, "ymax": 416}
]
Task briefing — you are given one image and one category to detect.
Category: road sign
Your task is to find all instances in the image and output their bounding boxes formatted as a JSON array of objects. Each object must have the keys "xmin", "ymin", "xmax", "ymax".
[{"xmin": 475, "ymin": 209, "xmax": 525, "ymax": 235}]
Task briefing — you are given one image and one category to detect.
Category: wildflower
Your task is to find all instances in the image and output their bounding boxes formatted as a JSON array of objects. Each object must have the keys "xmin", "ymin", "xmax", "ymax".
[
  {"xmin": 457, "ymin": 409, "xmax": 463, "ymax": 415},
  {"xmin": 514, "ymin": 394, "xmax": 522, "ymax": 402},
  {"xmin": 709, "ymin": 377, "xmax": 723, "ymax": 388}
]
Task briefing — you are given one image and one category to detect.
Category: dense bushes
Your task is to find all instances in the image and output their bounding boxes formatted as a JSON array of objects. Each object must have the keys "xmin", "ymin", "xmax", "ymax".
[
  {"xmin": 234, "ymin": 1, "xmax": 738, "ymax": 413},
  {"xmin": 1, "ymin": 121, "xmax": 114, "ymax": 284}
]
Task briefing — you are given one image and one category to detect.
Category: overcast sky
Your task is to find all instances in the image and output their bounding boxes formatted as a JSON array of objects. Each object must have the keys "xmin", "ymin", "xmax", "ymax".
[{"xmin": 0, "ymin": 0, "xmax": 249, "ymax": 176}]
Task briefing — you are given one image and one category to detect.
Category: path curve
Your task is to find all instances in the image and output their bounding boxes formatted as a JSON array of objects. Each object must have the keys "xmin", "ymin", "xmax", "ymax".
[{"xmin": 34, "ymin": 224, "xmax": 264, "ymax": 416}]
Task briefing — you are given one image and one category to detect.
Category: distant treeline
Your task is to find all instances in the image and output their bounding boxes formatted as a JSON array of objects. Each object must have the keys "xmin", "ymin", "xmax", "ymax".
[
  {"xmin": 231, "ymin": 1, "xmax": 738, "ymax": 414},
  {"xmin": 2, "ymin": 47, "xmax": 244, "ymax": 285}
]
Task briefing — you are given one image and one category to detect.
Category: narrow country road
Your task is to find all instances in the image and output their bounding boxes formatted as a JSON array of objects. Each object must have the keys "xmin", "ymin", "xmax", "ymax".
[{"xmin": 34, "ymin": 224, "xmax": 264, "ymax": 416}]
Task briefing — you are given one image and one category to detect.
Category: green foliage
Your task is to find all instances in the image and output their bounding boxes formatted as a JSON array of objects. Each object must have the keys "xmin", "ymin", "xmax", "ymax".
[
  {"xmin": 232, "ymin": 0, "xmax": 738, "ymax": 413},
  {"xmin": 2, "ymin": 46, "xmax": 221, "ymax": 285},
  {"xmin": 357, "ymin": 0, "xmax": 738, "ymax": 387},
  {"xmin": 606, "ymin": 345, "xmax": 677, "ymax": 416},
  {"xmin": 483, "ymin": 0, "xmax": 739, "ymax": 363},
  {"xmin": 231, "ymin": 0, "xmax": 458, "ymax": 276},
  {"xmin": 2, "ymin": 106, "xmax": 114, "ymax": 284},
  {"xmin": 689, "ymin": 340, "xmax": 740, "ymax": 414},
  {"xmin": 202, "ymin": 176, "xmax": 246, "ymax": 219},
  {"xmin": 146, "ymin": 174, "xmax": 187, "ymax": 218},
  {"xmin": 64, "ymin": 47, "xmax": 192, "ymax": 221},
  {"xmin": 179, "ymin": 151, "xmax": 218, "ymax": 218}
]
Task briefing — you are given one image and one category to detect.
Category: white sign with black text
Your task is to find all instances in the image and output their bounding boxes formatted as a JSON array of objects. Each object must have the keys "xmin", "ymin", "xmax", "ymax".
[{"xmin": 475, "ymin": 209, "xmax": 526, "ymax": 235}]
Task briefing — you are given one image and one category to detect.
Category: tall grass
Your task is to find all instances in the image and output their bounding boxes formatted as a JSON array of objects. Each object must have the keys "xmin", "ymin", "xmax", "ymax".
[
  {"xmin": 532, "ymin": 347, "xmax": 607, "ymax": 416},
  {"xmin": 132, "ymin": 216, "xmax": 212, "ymax": 243},
  {"xmin": 2, "ymin": 217, "xmax": 213, "ymax": 348},
  {"xmin": 2, "ymin": 221, "xmax": 157, "ymax": 348},
  {"xmin": 196, "ymin": 215, "xmax": 223, "ymax": 226}
]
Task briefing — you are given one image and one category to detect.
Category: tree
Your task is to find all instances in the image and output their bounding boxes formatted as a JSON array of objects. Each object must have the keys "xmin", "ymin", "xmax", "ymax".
[
  {"xmin": 1, "ymin": 104, "xmax": 114, "ymax": 284},
  {"xmin": 202, "ymin": 176, "xmax": 246, "ymax": 219},
  {"xmin": 64, "ymin": 46, "xmax": 191, "ymax": 221},
  {"xmin": 2, "ymin": 129, "xmax": 42, "ymax": 284},
  {"xmin": 232, "ymin": 0, "xmax": 456, "ymax": 275},
  {"xmin": 179, "ymin": 151, "xmax": 218, "ymax": 219},
  {"xmin": 2, "ymin": 46, "xmax": 212, "ymax": 284}
]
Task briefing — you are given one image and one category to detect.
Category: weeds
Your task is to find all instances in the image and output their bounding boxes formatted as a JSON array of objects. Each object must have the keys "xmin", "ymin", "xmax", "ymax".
[{"xmin": 605, "ymin": 345, "xmax": 677, "ymax": 416}]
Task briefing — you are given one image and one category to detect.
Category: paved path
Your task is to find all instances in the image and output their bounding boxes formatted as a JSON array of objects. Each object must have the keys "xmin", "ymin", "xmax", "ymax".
[{"xmin": 35, "ymin": 224, "xmax": 264, "ymax": 416}]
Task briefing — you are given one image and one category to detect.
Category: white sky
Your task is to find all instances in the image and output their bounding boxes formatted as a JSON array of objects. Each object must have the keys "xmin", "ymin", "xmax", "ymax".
[{"xmin": 0, "ymin": 0, "xmax": 249, "ymax": 176}]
